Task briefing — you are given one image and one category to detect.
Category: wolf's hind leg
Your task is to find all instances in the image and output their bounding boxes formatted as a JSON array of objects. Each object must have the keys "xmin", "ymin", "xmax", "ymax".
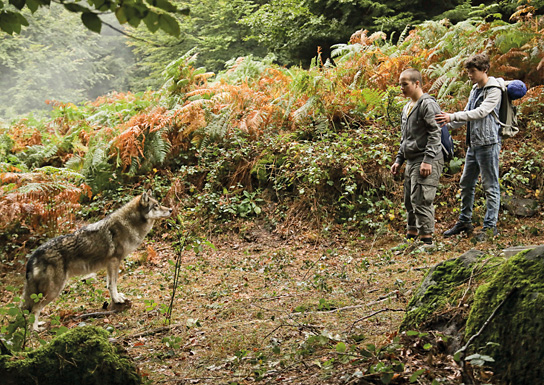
[
  {"xmin": 24, "ymin": 276, "xmax": 66, "ymax": 331},
  {"xmin": 107, "ymin": 259, "xmax": 126, "ymax": 303}
]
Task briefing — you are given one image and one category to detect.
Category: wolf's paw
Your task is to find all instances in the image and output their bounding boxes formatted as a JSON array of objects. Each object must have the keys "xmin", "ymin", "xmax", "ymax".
[
  {"xmin": 108, "ymin": 299, "xmax": 132, "ymax": 311},
  {"xmin": 112, "ymin": 293, "xmax": 127, "ymax": 303},
  {"xmin": 32, "ymin": 321, "xmax": 47, "ymax": 332}
]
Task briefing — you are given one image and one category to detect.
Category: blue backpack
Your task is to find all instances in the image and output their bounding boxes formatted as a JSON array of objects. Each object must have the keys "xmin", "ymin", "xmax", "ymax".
[
  {"xmin": 441, "ymin": 124, "xmax": 454, "ymax": 161},
  {"xmin": 413, "ymin": 96, "xmax": 455, "ymax": 161},
  {"xmin": 491, "ymin": 78, "xmax": 527, "ymax": 138}
]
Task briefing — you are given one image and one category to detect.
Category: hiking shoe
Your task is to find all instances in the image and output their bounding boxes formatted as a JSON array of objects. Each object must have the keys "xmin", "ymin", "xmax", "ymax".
[
  {"xmin": 443, "ymin": 221, "xmax": 474, "ymax": 238},
  {"xmin": 473, "ymin": 227, "xmax": 499, "ymax": 242}
]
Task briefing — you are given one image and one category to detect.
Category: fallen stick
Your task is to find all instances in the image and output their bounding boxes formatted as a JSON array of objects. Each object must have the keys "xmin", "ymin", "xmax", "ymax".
[
  {"xmin": 119, "ymin": 323, "xmax": 185, "ymax": 341},
  {"xmin": 348, "ymin": 308, "xmax": 405, "ymax": 334}
]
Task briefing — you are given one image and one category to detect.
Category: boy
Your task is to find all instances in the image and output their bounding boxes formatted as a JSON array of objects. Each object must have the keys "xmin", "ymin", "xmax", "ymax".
[
  {"xmin": 391, "ymin": 68, "xmax": 444, "ymax": 247},
  {"xmin": 436, "ymin": 53, "xmax": 501, "ymax": 241}
]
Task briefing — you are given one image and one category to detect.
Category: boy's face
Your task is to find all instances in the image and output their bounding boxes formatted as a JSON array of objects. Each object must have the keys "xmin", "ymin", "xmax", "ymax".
[
  {"xmin": 399, "ymin": 74, "xmax": 419, "ymax": 99},
  {"xmin": 466, "ymin": 67, "xmax": 487, "ymax": 84}
]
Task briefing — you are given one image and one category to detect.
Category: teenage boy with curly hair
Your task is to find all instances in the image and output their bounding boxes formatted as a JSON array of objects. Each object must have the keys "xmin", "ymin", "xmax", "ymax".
[{"xmin": 436, "ymin": 53, "xmax": 502, "ymax": 241}]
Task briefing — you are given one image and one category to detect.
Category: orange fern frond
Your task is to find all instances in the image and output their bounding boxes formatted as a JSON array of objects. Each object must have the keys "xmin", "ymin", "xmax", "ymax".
[
  {"xmin": 113, "ymin": 126, "xmax": 145, "ymax": 168},
  {"xmin": 0, "ymin": 172, "xmax": 90, "ymax": 238},
  {"xmin": 226, "ymin": 57, "xmax": 246, "ymax": 74},
  {"xmin": 186, "ymin": 88, "xmax": 214, "ymax": 98},
  {"xmin": 168, "ymin": 100, "xmax": 210, "ymax": 150},
  {"xmin": 537, "ymin": 57, "xmax": 544, "ymax": 71},
  {"xmin": 111, "ymin": 106, "xmax": 173, "ymax": 168}
]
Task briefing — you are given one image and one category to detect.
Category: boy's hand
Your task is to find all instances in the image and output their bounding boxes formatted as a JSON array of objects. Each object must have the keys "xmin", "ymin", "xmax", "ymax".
[
  {"xmin": 391, "ymin": 163, "xmax": 400, "ymax": 176},
  {"xmin": 435, "ymin": 112, "xmax": 451, "ymax": 125},
  {"xmin": 420, "ymin": 162, "xmax": 432, "ymax": 177}
]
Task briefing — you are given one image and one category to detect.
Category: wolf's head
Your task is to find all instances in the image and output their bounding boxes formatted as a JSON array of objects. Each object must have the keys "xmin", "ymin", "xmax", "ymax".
[{"xmin": 140, "ymin": 190, "xmax": 173, "ymax": 220}]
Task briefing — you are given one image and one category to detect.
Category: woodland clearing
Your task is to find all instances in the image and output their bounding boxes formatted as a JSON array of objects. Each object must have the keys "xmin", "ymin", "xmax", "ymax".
[{"xmin": 2, "ymin": 212, "xmax": 543, "ymax": 384}]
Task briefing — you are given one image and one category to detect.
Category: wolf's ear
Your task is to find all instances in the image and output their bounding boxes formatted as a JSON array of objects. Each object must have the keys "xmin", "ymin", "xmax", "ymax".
[{"xmin": 141, "ymin": 190, "xmax": 151, "ymax": 204}]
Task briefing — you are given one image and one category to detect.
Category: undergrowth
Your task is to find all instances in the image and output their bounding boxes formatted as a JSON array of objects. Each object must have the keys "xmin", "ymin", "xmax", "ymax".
[{"xmin": 1, "ymin": 12, "xmax": 544, "ymax": 259}]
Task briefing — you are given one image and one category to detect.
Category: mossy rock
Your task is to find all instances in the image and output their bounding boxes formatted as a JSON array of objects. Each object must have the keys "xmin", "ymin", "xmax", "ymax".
[
  {"xmin": 465, "ymin": 245, "xmax": 544, "ymax": 384},
  {"xmin": 400, "ymin": 250, "xmax": 486, "ymax": 331},
  {"xmin": 0, "ymin": 326, "xmax": 142, "ymax": 385}
]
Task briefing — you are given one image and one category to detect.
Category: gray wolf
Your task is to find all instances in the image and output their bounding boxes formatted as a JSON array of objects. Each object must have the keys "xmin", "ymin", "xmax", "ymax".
[{"xmin": 21, "ymin": 190, "xmax": 172, "ymax": 330}]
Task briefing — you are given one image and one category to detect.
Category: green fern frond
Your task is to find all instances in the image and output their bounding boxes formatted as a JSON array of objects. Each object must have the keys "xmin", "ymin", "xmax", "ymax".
[
  {"xmin": 18, "ymin": 144, "xmax": 59, "ymax": 168},
  {"xmin": 293, "ymin": 96, "xmax": 319, "ymax": 123},
  {"xmin": 330, "ymin": 43, "xmax": 362, "ymax": 63},
  {"xmin": 143, "ymin": 130, "xmax": 171, "ymax": 165},
  {"xmin": 65, "ymin": 155, "xmax": 84, "ymax": 171},
  {"xmin": 0, "ymin": 133, "xmax": 14, "ymax": 159},
  {"xmin": 194, "ymin": 109, "xmax": 232, "ymax": 149},
  {"xmin": 82, "ymin": 147, "xmax": 114, "ymax": 192},
  {"xmin": 35, "ymin": 166, "xmax": 85, "ymax": 183}
]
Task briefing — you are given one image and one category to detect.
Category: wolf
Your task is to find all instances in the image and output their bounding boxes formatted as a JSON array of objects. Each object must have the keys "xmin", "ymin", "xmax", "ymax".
[{"xmin": 21, "ymin": 190, "xmax": 172, "ymax": 330}]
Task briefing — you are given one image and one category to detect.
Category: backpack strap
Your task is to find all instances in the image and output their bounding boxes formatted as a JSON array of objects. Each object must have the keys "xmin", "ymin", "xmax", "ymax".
[{"xmin": 483, "ymin": 81, "xmax": 507, "ymax": 126}]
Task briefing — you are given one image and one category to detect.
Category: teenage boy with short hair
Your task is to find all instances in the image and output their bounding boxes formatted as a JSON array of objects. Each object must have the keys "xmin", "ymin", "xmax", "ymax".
[
  {"xmin": 436, "ymin": 53, "xmax": 502, "ymax": 241},
  {"xmin": 391, "ymin": 68, "xmax": 444, "ymax": 247}
]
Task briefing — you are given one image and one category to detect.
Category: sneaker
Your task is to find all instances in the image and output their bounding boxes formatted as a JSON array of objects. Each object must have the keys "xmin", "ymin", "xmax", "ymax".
[
  {"xmin": 406, "ymin": 233, "xmax": 417, "ymax": 241},
  {"xmin": 473, "ymin": 227, "xmax": 499, "ymax": 242},
  {"xmin": 443, "ymin": 221, "xmax": 474, "ymax": 238}
]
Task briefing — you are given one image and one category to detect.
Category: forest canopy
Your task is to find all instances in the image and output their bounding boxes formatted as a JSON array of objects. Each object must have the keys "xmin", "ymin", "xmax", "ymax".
[
  {"xmin": 0, "ymin": 0, "xmax": 189, "ymax": 35},
  {"xmin": 1, "ymin": 0, "xmax": 541, "ymax": 120}
]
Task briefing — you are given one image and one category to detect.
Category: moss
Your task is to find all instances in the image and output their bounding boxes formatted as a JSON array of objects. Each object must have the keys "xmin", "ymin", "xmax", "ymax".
[
  {"xmin": 464, "ymin": 246, "xmax": 544, "ymax": 384},
  {"xmin": 400, "ymin": 250, "xmax": 487, "ymax": 331},
  {"xmin": 0, "ymin": 326, "xmax": 142, "ymax": 385}
]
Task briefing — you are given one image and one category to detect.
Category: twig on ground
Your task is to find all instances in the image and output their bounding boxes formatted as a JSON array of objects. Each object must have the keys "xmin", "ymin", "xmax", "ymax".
[
  {"xmin": 166, "ymin": 232, "xmax": 188, "ymax": 324},
  {"xmin": 301, "ymin": 253, "xmax": 323, "ymax": 281},
  {"xmin": 255, "ymin": 294, "xmax": 295, "ymax": 301},
  {"xmin": 348, "ymin": 308, "xmax": 405, "ymax": 334},
  {"xmin": 156, "ymin": 373, "xmax": 248, "ymax": 383}
]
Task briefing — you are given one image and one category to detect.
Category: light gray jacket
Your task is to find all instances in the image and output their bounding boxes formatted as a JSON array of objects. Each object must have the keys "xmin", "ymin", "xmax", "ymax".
[
  {"xmin": 448, "ymin": 76, "xmax": 502, "ymax": 147},
  {"xmin": 395, "ymin": 93, "xmax": 443, "ymax": 166}
]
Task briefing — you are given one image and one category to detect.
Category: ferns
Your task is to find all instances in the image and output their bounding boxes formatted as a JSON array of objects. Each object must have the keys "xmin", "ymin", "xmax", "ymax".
[
  {"xmin": 17, "ymin": 144, "xmax": 59, "ymax": 168},
  {"xmin": 0, "ymin": 168, "xmax": 90, "ymax": 239},
  {"xmin": 194, "ymin": 109, "xmax": 232, "ymax": 149},
  {"xmin": 217, "ymin": 54, "xmax": 276, "ymax": 84},
  {"xmin": 2, "ymin": 12, "xmax": 544, "ymax": 240},
  {"xmin": 82, "ymin": 146, "xmax": 113, "ymax": 192}
]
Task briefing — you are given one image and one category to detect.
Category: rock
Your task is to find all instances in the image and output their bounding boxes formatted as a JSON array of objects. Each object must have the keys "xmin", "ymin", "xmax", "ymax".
[
  {"xmin": 500, "ymin": 245, "xmax": 540, "ymax": 258},
  {"xmin": 465, "ymin": 245, "xmax": 544, "ymax": 384},
  {"xmin": 502, "ymin": 195, "xmax": 540, "ymax": 217},
  {"xmin": 0, "ymin": 326, "xmax": 142, "ymax": 385},
  {"xmin": 400, "ymin": 249, "xmax": 486, "ymax": 332}
]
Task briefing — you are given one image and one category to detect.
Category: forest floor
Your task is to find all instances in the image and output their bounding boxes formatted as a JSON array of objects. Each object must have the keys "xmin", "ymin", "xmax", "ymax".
[{"xmin": 2, "ymin": 214, "xmax": 543, "ymax": 384}]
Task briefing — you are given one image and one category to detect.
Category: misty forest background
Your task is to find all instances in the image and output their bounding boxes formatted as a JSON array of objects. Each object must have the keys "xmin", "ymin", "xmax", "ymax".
[{"xmin": 1, "ymin": 0, "xmax": 539, "ymax": 119}]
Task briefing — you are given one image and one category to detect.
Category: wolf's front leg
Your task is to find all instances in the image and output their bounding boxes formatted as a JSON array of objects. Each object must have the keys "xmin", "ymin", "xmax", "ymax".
[{"xmin": 106, "ymin": 260, "xmax": 126, "ymax": 303}]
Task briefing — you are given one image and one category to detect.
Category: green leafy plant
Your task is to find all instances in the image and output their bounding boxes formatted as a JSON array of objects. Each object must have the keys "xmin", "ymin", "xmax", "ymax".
[{"xmin": 0, "ymin": 286, "xmax": 37, "ymax": 352}]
